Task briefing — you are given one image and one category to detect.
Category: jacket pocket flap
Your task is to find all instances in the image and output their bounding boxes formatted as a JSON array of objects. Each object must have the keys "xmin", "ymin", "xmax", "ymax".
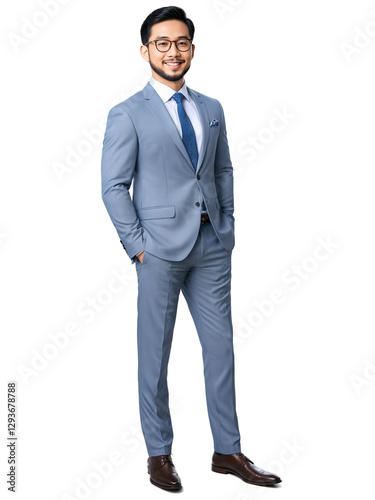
[{"xmin": 137, "ymin": 205, "xmax": 176, "ymax": 220}]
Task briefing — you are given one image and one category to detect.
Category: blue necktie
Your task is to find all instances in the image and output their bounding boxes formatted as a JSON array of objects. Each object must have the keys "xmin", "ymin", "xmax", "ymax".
[
  {"xmin": 172, "ymin": 92, "xmax": 206, "ymax": 211},
  {"xmin": 172, "ymin": 92, "xmax": 199, "ymax": 171}
]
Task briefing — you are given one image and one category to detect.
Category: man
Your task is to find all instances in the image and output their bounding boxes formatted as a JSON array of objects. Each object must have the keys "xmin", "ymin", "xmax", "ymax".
[{"xmin": 101, "ymin": 6, "xmax": 281, "ymax": 491}]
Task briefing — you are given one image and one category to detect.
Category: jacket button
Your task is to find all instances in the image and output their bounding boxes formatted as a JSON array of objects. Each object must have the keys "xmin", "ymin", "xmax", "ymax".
[
  {"xmin": 197, "ymin": 174, "xmax": 200, "ymax": 180},
  {"xmin": 195, "ymin": 202, "xmax": 200, "ymax": 207}
]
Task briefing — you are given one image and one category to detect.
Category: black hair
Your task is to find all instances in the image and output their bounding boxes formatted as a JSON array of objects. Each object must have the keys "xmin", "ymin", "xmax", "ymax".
[{"xmin": 140, "ymin": 6, "xmax": 195, "ymax": 45}]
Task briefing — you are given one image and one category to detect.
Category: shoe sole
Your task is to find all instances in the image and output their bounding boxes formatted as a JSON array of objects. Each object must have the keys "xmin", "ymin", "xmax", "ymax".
[
  {"xmin": 149, "ymin": 477, "xmax": 182, "ymax": 491},
  {"xmin": 212, "ymin": 464, "xmax": 282, "ymax": 486}
]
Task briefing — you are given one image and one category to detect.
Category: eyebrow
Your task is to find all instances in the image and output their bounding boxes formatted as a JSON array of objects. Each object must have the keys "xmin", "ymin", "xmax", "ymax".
[{"xmin": 154, "ymin": 36, "xmax": 190, "ymax": 40}]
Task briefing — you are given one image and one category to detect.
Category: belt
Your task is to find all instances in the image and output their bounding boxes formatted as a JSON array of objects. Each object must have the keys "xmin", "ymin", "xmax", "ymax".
[{"xmin": 201, "ymin": 213, "xmax": 210, "ymax": 224}]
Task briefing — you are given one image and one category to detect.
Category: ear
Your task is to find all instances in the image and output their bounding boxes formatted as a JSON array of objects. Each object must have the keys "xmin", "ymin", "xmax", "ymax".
[
  {"xmin": 140, "ymin": 45, "xmax": 150, "ymax": 62},
  {"xmin": 191, "ymin": 43, "xmax": 195, "ymax": 59}
]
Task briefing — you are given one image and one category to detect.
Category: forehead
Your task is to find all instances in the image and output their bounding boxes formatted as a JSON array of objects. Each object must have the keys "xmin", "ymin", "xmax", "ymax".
[{"xmin": 149, "ymin": 19, "xmax": 190, "ymax": 40}]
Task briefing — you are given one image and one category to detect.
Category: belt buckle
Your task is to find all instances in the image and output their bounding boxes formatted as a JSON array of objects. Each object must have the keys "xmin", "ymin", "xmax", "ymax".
[{"xmin": 201, "ymin": 213, "xmax": 209, "ymax": 224}]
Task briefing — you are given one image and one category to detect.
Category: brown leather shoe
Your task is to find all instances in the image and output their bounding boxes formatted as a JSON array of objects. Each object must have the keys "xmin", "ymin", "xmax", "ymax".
[
  {"xmin": 212, "ymin": 452, "xmax": 281, "ymax": 486},
  {"xmin": 147, "ymin": 454, "xmax": 182, "ymax": 491}
]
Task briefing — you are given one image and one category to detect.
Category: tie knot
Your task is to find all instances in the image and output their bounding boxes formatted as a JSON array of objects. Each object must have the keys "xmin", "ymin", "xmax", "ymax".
[{"xmin": 172, "ymin": 92, "xmax": 184, "ymax": 104}]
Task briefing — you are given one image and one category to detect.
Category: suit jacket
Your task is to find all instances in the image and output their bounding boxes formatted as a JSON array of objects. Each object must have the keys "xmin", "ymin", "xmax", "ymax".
[{"xmin": 101, "ymin": 81, "xmax": 235, "ymax": 265}]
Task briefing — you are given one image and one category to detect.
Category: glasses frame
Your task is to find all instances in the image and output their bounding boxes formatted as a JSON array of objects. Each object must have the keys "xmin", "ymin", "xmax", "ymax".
[{"xmin": 145, "ymin": 38, "xmax": 193, "ymax": 52}]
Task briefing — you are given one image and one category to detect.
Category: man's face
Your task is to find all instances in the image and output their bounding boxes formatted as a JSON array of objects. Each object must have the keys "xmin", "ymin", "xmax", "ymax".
[{"xmin": 140, "ymin": 20, "xmax": 195, "ymax": 84}]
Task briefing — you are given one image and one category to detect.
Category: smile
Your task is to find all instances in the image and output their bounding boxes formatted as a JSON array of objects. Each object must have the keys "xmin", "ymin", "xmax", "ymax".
[{"xmin": 164, "ymin": 62, "xmax": 183, "ymax": 68}]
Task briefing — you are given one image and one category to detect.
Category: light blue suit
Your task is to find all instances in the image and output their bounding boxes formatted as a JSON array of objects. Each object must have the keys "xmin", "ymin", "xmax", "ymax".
[{"xmin": 101, "ymin": 81, "xmax": 241, "ymax": 456}]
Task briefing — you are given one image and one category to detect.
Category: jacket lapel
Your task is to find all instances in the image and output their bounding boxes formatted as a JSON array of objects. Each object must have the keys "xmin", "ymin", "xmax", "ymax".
[
  {"xmin": 187, "ymin": 87, "xmax": 209, "ymax": 174},
  {"xmin": 143, "ymin": 82, "xmax": 193, "ymax": 169},
  {"xmin": 142, "ymin": 82, "xmax": 210, "ymax": 174}
]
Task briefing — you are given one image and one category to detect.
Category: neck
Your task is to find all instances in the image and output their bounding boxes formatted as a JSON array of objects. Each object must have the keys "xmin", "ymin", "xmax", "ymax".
[{"xmin": 151, "ymin": 72, "xmax": 185, "ymax": 92}]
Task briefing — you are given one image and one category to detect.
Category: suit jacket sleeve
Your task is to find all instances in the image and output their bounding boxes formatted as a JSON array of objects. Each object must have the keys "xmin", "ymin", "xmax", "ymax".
[
  {"xmin": 101, "ymin": 105, "xmax": 144, "ymax": 264},
  {"xmin": 214, "ymin": 103, "xmax": 235, "ymax": 222}
]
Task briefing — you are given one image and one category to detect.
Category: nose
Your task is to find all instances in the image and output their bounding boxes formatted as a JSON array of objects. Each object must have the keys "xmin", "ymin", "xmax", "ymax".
[{"xmin": 167, "ymin": 41, "xmax": 181, "ymax": 57}]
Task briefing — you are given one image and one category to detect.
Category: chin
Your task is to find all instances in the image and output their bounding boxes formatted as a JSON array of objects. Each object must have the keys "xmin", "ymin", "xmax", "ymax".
[
  {"xmin": 160, "ymin": 70, "xmax": 186, "ymax": 82},
  {"xmin": 149, "ymin": 60, "xmax": 190, "ymax": 83}
]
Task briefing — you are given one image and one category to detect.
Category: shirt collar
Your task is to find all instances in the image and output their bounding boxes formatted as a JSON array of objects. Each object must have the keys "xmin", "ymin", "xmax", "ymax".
[{"xmin": 149, "ymin": 75, "xmax": 191, "ymax": 103}]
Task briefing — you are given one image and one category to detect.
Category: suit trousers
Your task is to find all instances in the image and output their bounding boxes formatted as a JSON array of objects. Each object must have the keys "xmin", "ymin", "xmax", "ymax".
[{"xmin": 135, "ymin": 220, "xmax": 241, "ymax": 457}]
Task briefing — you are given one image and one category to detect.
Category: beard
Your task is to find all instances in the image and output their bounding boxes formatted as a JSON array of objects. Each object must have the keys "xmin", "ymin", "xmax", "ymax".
[{"xmin": 149, "ymin": 58, "xmax": 191, "ymax": 82}]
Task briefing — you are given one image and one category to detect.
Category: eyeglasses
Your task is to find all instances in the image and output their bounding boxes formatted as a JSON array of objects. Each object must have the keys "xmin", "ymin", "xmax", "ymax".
[{"xmin": 145, "ymin": 38, "xmax": 192, "ymax": 52}]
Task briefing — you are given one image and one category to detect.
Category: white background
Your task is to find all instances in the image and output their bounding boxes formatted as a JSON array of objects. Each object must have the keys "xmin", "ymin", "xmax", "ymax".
[{"xmin": 1, "ymin": 0, "xmax": 375, "ymax": 498}]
